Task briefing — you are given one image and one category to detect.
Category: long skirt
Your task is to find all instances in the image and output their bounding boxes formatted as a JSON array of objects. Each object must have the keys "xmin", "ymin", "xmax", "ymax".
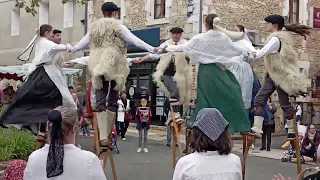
[
  {"xmin": 194, "ymin": 63, "xmax": 251, "ymax": 134},
  {"xmin": 0, "ymin": 66, "xmax": 63, "ymax": 125}
]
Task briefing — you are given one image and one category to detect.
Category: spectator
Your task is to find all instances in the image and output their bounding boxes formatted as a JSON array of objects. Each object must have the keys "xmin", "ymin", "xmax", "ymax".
[
  {"xmin": 182, "ymin": 99, "xmax": 196, "ymax": 153},
  {"xmin": 24, "ymin": 106, "xmax": 106, "ymax": 179},
  {"xmin": 173, "ymin": 108, "xmax": 242, "ymax": 180},
  {"xmin": 290, "ymin": 95, "xmax": 302, "ymax": 125},
  {"xmin": 260, "ymin": 98, "xmax": 277, "ymax": 151},
  {"xmin": 117, "ymin": 91, "xmax": 131, "ymax": 140},
  {"xmin": 76, "ymin": 84, "xmax": 86, "ymax": 107},
  {"xmin": 68, "ymin": 86, "xmax": 74, "ymax": 94},
  {"xmin": 301, "ymin": 124, "xmax": 320, "ymax": 162}
]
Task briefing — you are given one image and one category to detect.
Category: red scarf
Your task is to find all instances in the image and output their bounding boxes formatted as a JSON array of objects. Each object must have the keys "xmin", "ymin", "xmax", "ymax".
[{"xmin": 136, "ymin": 107, "xmax": 152, "ymax": 123}]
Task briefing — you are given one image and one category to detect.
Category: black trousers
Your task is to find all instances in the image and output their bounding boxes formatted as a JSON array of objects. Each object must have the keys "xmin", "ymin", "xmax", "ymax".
[
  {"xmin": 120, "ymin": 121, "xmax": 130, "ymax": 138},
  {"xmin": 261, "ymin": 125, "xmax": 273, "ymax": 149}
]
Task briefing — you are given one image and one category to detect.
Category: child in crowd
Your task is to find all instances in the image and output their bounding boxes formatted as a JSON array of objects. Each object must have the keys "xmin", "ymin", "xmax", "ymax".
[
  {"xmin": 80, "ymin": 114, "xmax": 90, "ymax": 137},
  {"xmin": 136, "ymin": 98, "xmax": 152, "ymax": 153}
]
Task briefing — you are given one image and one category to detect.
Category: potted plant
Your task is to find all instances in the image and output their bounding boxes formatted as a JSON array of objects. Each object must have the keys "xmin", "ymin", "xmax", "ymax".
[{"xmin": 0, "ymin": 127, "xmax": 36, "ymax": 176}]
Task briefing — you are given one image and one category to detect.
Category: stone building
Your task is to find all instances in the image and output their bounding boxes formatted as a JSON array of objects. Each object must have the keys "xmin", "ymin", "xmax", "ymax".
[{"xmin": 93, "ymin": 0, "xmax": 320, "ymax": 127}]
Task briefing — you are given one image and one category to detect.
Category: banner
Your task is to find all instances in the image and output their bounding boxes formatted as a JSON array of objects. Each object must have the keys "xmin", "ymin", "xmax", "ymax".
[{"xmin": 312, "ymin": 7, "xmax": 320, "ymax": 29}]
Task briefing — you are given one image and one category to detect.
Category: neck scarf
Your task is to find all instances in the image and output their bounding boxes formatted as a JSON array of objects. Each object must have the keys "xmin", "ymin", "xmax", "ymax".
[
  {"xmin": 309, "ymin": 132, "xmax": 316, "ymax": 140},
  {"xmin": 18, "ymin": 29, "xmax": 40, "ymax": 62},
  {"xmin": 46, "ymin": 110, "xmax": 64, "ymax": 178}
]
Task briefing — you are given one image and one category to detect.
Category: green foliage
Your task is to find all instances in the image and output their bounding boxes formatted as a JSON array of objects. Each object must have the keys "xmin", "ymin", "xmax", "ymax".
[
  {"xmin": 15, "ymin": 0, "xmax": 89, "ymax": 16},
  {"xmin": 0, "ymin": 127, "xmax": 36, "ymax": 161}
]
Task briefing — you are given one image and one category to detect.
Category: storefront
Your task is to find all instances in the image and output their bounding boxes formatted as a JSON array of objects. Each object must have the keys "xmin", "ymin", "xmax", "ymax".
[{"xmin": 126, "ymin": 28, "xmax": 167, "ymax": 124}]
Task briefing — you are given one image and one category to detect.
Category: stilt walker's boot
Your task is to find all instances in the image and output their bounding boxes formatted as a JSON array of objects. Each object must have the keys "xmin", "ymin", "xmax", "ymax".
[
  {"xmin": 251, "ymin": 116, "xmax": 263, "ymax": 138},
  {"xmin": 96, "ymin": 110, "xmax": 116, "ymax": 148},
  {"xmin": 286, "ymin": 119, "xmax": 296, "ymax": 140},
  {"xmin": 170, "ymin": 98, "xmax": 184, "ymax": 124}
]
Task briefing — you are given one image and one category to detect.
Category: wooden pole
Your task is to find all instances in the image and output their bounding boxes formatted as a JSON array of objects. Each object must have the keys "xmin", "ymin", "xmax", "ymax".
[{"xmin": 292, "ymin": 114, "xmax": 302, "ymax": 174}]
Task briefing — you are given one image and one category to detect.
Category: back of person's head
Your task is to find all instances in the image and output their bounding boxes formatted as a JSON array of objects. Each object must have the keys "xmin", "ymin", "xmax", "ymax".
[
  {"xmin": 39, "ymin": 24, "xmax": 53, "ymax": 37},
  {"xmin": 190, "ymin": 108, "xmax": 232, "ymax": 155},
  {"xmin": 46, "ymin": 106, "xmax": 78, "ymax": 178}
]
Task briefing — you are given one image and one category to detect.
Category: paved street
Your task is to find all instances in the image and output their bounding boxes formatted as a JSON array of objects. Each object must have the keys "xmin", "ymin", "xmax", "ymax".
[{"xmin": 78, "ymin": 135, "xmax": 314, "ymax": 180}]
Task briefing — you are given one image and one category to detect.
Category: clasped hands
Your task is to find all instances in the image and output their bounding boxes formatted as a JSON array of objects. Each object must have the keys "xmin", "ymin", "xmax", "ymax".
[{"xmin": 131, "ymin": 46, "xmax": 167, "ymax": 64}]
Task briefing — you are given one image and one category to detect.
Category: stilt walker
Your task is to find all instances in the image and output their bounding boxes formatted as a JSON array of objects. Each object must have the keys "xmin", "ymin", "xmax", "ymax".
[
  {"xmin": 159, "ymin": 14, "xmax": 256, "ymax": 178},
  {"xmin": 137, "ymin": 27, "xmax": 192, "ymax": 166},
  {"xmin": 69, "ymin": 2, "xmax": 155, "ymax": 176},
  {"xmin": 249, "ymin": 14, "xmax": 311, "ymax": 175},
  {"xmin": 0, "ymin": 25, "xmax": 76, "ymax": 149}
]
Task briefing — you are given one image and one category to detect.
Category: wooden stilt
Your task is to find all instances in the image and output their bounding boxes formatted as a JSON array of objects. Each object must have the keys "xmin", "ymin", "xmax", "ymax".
[
  {"xmin": 187, "ymin": 130, "xmax": 192, "ymax": 155},
  {"xmin": 241, "ymin": 134, "xmax": 253, "ymax": 180},
  {"xmin": 92, "ymin": 112, "xmax": 118, "ymax": 180},
  {"xmin": 172, "ymin": 126, "xmax": 177, "ymax": 168},
  {"xmin": 291, "ymin": 114, "xmax": 302, "ymax": 175},
  {"xmin": 170, "ymin": 105, "xmax": 184, "ymax": 168}
]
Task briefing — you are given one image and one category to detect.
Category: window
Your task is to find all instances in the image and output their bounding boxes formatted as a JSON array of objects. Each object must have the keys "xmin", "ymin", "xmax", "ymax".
[
  {"xmin": 11, "ymin": 9, "xmax": 20, "ymax": 36},
  {"xmin": 154, "ymin": 0, "xmax": 165, "ymax": 19},
  {"xmin": 289, "ymin": 0, "xmax": 299, "ymax": 24},
  {"xmin": 39, "ymin": 1, "xmax": 49, "ymax": 25},
  {"xmin": 63, "ymin": 0, "xmax": 74, "ymax": 28}
]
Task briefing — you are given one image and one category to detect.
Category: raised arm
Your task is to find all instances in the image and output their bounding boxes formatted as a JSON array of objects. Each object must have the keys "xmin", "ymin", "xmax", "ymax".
[
  {"xmin": 249, "ymin": 37, "xmax": 280, "ymax": 60},
  {"xmin": 138, "ymin": 41, "xmax": 168, "ymax": 63},
  {"xmin": 71, "ymin": 33, "xmax": 91, "ymax": 54},
  {"xmin": 120, "ymin": 25, "xmax": 155, "ymax": 53},
  {"xmin": 48, "ymin": 44, "xmax": 70, "ymax": 56}
]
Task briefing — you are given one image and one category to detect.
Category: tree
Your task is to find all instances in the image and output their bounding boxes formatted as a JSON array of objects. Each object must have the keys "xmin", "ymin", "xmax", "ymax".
[{"xmin": 15, "ymin": 0, "xmax": 89, "ymax": 16}]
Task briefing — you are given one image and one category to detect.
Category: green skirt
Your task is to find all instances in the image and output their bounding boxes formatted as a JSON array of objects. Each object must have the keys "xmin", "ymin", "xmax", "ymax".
[{"xmin": 193, "ymin": 63, "xmax": 251, "ymax": 134}]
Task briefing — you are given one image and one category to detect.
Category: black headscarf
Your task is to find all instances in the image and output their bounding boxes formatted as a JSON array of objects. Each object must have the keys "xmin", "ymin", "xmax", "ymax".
[{"xmin": 46, "ymin": 110, "xmax": 64, "ymax": 178}]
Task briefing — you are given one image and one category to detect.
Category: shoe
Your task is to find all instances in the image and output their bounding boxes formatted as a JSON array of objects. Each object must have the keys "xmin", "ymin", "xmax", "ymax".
[
  {"xmin": 250, "ymin": 144, "xmax": 255, "ymax": 150},
  {"xmin": 137, "ymin": 148, "xmax": 142, "ymax": 153},
  {"xmin": 266, "ymin": 148, "xmax": 271, "ymax": 151},
  {"xmin": 183, "ymin": 149, "xmax": 187, "ymax": 153},
  {"xmin": 166, "ymin": 144, "xmax": 170, "ymax": 148},
  {"xmin": 122, "ymin": 138, "xmax": 126, "ymax": 141},
  {"xmin": 260, "ymin": 147, "xmax": 266, "ymax": 151},
  {"xmin": 143, "ymin": 148, "xmax": 149, "ymax": 153},
  {"xmin": 87, "ymin": 133, "xmax": 91, "ymax": 136}
]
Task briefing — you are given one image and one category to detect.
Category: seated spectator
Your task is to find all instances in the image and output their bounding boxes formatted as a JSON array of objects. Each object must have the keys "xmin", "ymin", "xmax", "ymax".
[
  {"xmin": 301, "ymin": 124, "xmax": 320, "ymax": 161},
  {"xmin": 172, "ymin": 108, "xmax": 242, "ymax": 180},
  {"xmin": 24, "ymin": 106, "xmax": 106, "ymax": 180},
  {"xmin": 3, "ymin": 159, "xmax": 27, "ymax": 180}
]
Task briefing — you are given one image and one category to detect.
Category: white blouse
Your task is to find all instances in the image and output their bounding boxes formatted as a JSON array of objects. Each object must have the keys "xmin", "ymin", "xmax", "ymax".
[
  {"xmin": 24, "ymin": 144, "xmax": 106, "ymax": 180},
  {"xmin": 172, "ymin": 151, "xmax": 242, "ymax": 180},
  {"xmin": 249, "ymin": 37, "xmax": 280, "ymax": 59},
  {"xmin": 71, "ymin": 25, "xmax": 154, "ymax": 54}
]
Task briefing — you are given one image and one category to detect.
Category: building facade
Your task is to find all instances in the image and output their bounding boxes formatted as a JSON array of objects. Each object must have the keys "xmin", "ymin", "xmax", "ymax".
[
  {"xmin": 0, "ymin": 0, "xmax": 87, "ymax": 66},
  {"xmin": 91, "ymin": 0, "xmax": 320, "ymax": 125}
]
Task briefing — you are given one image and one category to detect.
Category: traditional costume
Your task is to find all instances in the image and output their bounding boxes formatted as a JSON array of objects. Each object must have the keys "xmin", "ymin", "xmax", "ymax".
[
  {"xmin": 150, "ymin": 27, "xmax": 192, "ymax": 123},
  {"xmin": 249, "ymin": 15, "xmax": 307, "ymax": 139},
  {"xmin": 70, "ymin": 2, "xmax": 155, "ymax": 149},
  {"xmin": 161, "ymin": 18, "xmax": 253, "ymax": 133},
  {"xmin": 0, "ymin": 30, "xmax": 76, "ymax": 146}
]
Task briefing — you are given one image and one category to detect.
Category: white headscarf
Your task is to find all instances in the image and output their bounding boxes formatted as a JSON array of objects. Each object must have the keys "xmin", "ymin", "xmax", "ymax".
[{"xmin": 17, "ymin": 29, "xmax": 40, "ymax": 62}]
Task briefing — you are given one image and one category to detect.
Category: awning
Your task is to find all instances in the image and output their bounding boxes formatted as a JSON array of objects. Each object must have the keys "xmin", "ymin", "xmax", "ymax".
[{"xmin": 0, "ymin": 65, "xmax": 83, "ymax": 81}]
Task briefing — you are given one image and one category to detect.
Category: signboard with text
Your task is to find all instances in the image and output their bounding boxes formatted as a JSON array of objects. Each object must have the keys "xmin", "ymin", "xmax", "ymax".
[{"xmin": 311, "ymin": 7, "xmax": 320, "ymax": 29}]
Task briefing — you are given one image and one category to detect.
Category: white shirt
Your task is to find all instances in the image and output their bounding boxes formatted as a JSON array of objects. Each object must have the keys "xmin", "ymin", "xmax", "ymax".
[
  {"xmin": 72, "ymin": 56, "xmax": 134, "ymax": 66},
  {"xmin": 24, "ymin": 144, "xmax": 106, "ymax": 180},
  {"xmin": 249, "ymin": 37, "xmax": 281, "ymax": 59},
  {"xmin": 71, "ymin": 25, "xmax": 154, "ymax": 54},
  {"xmin": 172, "ymin": 151, "xmax": 242, "ymax": 180}
]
